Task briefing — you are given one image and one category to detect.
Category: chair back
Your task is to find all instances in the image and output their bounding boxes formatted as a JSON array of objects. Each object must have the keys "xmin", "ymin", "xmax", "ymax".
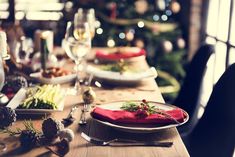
[
  {"xmin": 186, "ymin": 63, "xmax": 235, "ymax": 157},
  {"xmin": 174, "ymin": 44, "xmax": 215, "ymax": 133}
]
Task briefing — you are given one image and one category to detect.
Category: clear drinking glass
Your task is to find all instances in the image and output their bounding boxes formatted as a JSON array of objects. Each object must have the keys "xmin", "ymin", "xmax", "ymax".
[
  {"xmin": 76, "ymin": 8, "xmax": 96, "ymax": 40},
  {"xmin": 64, "ymin": 21, "xmax": 91, "ymax": 93}
]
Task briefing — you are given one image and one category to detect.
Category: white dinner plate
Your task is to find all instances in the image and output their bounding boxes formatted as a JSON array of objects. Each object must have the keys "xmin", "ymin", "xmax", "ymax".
[
  {"xmin": 30, "ymin": 72, "xmax": 76, "ymax": 84},
  {"xmin": 91, "ymin": 100, "xmax": 189, "ymax": 133},
  {"xmin": 6, "ymin": 88, "xmax": 65, "ymax": 114},
  {"xmin": 86, "ymin": 65, "xmax": 158, "ymax": 85}
]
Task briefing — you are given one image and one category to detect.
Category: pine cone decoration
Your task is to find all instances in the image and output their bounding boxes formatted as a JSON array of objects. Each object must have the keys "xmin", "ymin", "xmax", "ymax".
[
  {"xmin": 0, "ymin": 107, "xmax": 16, "ymax": 129},
  {"xmin": 82, "ymin": 87, "xmax": 96, "ymax": 104},
  {"xmin": 19, "ymin": 130, "xmax": 39, "ymax": 149},
  {"xmin": 42, "ymin": 118, "xmax": 64, "ymax": 139},
  {"xmin": 2, "ymin": 75, "xmax": 28, "ymax": 93}
]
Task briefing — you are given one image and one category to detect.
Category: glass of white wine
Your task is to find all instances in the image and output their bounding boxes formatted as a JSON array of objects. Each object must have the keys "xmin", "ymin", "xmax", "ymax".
[
  {"xmin": 76, "ymin": 8, "xmax": 96, "ymax": 40},
  {"xmin": 64, "ymin": 21, "xmax": 91, "ymax": 93}
]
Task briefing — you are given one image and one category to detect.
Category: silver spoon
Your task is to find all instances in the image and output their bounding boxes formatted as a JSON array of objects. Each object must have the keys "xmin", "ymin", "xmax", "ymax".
[{"xmin": 62, "ymin": 105, "xmax": 78, "ymax": 126}]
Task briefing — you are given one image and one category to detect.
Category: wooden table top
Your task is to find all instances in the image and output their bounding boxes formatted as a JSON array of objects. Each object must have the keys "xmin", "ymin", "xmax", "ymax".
[{"xmin": 0, "ymin": 53, "xmax": 189, "ymax": 157}]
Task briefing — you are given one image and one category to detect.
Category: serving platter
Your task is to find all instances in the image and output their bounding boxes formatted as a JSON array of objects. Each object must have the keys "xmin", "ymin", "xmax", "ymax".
[
  {"xmin": 6, "ymin": 88, "xmax": 64, "ymax": 114},
  {"xmin": 30, "ymin": 72, "xmax": 76, "ymax": 84},
  {"xmin": 86, "ymin": 66, "xmax": 157, "ymax": 85}
]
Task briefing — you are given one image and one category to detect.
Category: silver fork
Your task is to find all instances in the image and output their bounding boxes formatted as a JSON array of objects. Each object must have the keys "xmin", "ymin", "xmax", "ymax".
[
  {"xmin": 81, "ymin": 132, "xmax": 173, "ymax": 147},
  {"xmin": 79, "ymin": 109, "xmax": 87, "ymax": 125}
]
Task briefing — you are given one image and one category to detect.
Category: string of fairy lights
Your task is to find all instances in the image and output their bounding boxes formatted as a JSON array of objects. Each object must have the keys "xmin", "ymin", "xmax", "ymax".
[{"xmin": 92, "ymin": 0, "xmax": 181, "ymax": 48}]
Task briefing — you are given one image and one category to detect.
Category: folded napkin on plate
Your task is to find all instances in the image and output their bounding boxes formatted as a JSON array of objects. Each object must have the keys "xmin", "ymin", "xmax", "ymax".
[
  {"xmin": 91, "ymin": 107, "xmax": 186, "ymax": 125},
  {"xmin": 95, "ymin": 49, "xmax": 146, "ymax": 61}
]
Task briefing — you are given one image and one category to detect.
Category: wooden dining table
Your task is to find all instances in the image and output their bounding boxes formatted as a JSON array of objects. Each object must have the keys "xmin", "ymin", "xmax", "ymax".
[{"xmin": 0, "ymin": 48, "xmax": 189, "ymax": 157}]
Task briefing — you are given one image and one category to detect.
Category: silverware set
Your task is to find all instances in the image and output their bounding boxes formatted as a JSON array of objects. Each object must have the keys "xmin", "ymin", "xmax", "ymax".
[{"xmin": 81, "ymin": 132, "xmax": 173, "ymax": 147}]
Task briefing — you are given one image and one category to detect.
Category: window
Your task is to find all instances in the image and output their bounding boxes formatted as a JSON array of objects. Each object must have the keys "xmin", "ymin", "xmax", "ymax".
[
  {"xmin": 0, "ymin": 0, "xmax": 64, "ymax": 21},
  {"xmin": 205, "ymin": 0, "xmax": 235, "ymax": 83}
]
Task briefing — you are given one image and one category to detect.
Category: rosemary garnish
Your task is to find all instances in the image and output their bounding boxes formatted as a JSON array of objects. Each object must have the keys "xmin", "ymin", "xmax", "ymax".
[
  {"xmin": 121, "ymin": 100, "xmax": 180, "ymax": 124},
  {"xmin": 121, "ymin": 100, "xmax": 156, "ymax": 115},
  {"xmin": 100, "ymin": 59, "xmax": 128, "ymax": 74}
]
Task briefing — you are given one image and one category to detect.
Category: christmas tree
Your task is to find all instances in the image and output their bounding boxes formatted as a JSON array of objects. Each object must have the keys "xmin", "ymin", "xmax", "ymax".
[{"xmin": 73, "ymin": 0, "xmax": 186, "ymax": 100}]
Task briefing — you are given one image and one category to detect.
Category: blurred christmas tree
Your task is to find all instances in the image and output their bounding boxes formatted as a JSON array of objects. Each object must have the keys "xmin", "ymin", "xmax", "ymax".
[{"xmin": 75, "ymin": 0, "xmax": 186, "ymax": 100}]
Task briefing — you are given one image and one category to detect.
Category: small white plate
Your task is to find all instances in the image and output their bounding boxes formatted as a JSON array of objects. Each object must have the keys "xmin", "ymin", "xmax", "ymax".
[
  {"xmin": 91, "ymin": 100, "xmax": 189, "ymax": 133},
  {"xmin": 86, "ymin": 66, "xmax": 157, "ymax": 85},
  {"xmin": 6, "ymin": 88, "xmax": 64, "ymax": 114},
  {"xmin": 30, "ymin": 72, "xmax": 76, "ymax": 84}
]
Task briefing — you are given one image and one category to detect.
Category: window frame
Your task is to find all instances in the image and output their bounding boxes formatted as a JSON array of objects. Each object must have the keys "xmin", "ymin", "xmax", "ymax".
[{"xmin": 203, "ymin": 0, "xmax": 235, "ymax": 68}]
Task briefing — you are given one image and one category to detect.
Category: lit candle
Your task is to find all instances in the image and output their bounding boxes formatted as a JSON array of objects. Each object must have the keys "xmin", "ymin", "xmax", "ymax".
[{"xmin": 34, "ymin": 30, "xmax": 54, "ymax": 53}]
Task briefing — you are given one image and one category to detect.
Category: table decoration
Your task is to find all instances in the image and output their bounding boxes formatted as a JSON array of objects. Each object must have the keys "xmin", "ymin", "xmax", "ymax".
[
  {"xmin": 79, "ymin": 87, "xmax": 96, "ymax": 125},
  {"xmin": 0, "ymin": 120, "xmax": 40, "ymax": 150},
  {"xmin": 19, "ymin": 124, "xmax": 40, "ymax": 150},
  {"xmin": 0, "ymin": 116, "xmax": 74, "ymax": 155},
  {"xmin": 42, "ymin": 117, "xmax": 64, "ymax": 139},
  {"xmin": 82, "ymin": 87, "xmax": 96, "ymax": 107},
  {"xmin": 0, "ymin": 107, "xmax": 16, "ymax": 152},
  {"xmin": 0, "ymin": 31, "xmax": 10, "ymax": 60},
  {"xmin": 58, "ymin": 128, "xmax": 75, "ymax": 142},
  {"xmin": 92, "ymin": 104, "xmax": 185, "ymax": 124},
  {"xmin": 0, "ymin": 107, "xmax": 16, "ymax": 129},
  {"xmin": 91, "ymin": 100, "xmax": 188, "ymax": 133},
  {"xmin": 34, "ymin": 30, "xmax": 54, "ymax": 53},
  {"xmin": 95, "ymin": 47, "xmax": 146, "ymax": 62}
]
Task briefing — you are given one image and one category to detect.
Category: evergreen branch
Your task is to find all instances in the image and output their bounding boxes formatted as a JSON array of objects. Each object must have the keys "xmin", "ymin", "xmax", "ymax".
[
  {"xmin": 0, "ymin": 120, "xmax": 41, "ymax": 136},
  {"xmin": 23, "ymin": 120, "xmax": 40, "ymax": 134},
  {"xmin": 0, "ymin": 128, "xmax": 21, "ymax": 136}
]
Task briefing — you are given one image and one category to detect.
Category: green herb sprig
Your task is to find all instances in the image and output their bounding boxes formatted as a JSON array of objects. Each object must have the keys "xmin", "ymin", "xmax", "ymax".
[
  {"xmin": 0, "ymin": 120, "xmax": 40, "ymax": 136},
  {"xmin": 121, "ymin": 100, "xmax": 181, "ymax": 123},
  {"xmin": 121, "ymin": 100, "xmax": 157, "ymax": 115}
]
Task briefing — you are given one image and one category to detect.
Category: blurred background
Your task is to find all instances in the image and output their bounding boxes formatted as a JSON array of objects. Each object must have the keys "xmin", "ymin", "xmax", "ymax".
[{"xmin": 0, "ymin": 0, "xmax": 234, "ymax": 102}]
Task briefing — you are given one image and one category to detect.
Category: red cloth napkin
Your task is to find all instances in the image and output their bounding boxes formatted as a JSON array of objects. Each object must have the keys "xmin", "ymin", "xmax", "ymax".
[
  {"xmin": 91, "ymin": 107, "xmax": 186, "ymax": 125},
  {"xmin": 95, "ymin": 49, "xmax": 146, "ymax": 61}
]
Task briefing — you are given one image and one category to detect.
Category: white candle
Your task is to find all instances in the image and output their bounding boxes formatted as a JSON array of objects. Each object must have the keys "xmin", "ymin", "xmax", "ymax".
[
  {"xmin": 34, "ymin": 30, "xmax": 54, "ymax": 53},
  {"xmin": 0, "ymin": 31, "xmax": 7, "ymax": 58}
]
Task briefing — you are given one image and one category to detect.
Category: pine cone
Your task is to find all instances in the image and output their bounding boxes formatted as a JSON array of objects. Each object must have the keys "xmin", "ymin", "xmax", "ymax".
[
  {"xmin": 0, "ymin": 107, "xmax": 16, "ymax": 129},
  {"xmin": 42, "ymin": 118, "xmax": 64, "ymax": 139},
  {"xmin": 19, "ymin": 130, "xmax": 39, "ymax": 149},
  {"xmin": 2, "ymin": 75, "xmax": 28, "ymax": 98}
]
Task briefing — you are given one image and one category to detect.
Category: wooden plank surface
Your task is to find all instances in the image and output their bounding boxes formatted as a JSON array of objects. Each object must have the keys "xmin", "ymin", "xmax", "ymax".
[{"xmin": 0, "ymin": 51, "xmax": 189, "ymax": 157}]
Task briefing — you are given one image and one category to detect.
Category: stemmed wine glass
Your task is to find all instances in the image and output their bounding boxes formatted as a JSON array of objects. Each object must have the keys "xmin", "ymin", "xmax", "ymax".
[
  {"xmin": 64, "ymin": 20, "xmax": 91, "ymax": 94},
  {"xmin": 76, "ymin": 8, "xmax": 96, "ymax": 40}
]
